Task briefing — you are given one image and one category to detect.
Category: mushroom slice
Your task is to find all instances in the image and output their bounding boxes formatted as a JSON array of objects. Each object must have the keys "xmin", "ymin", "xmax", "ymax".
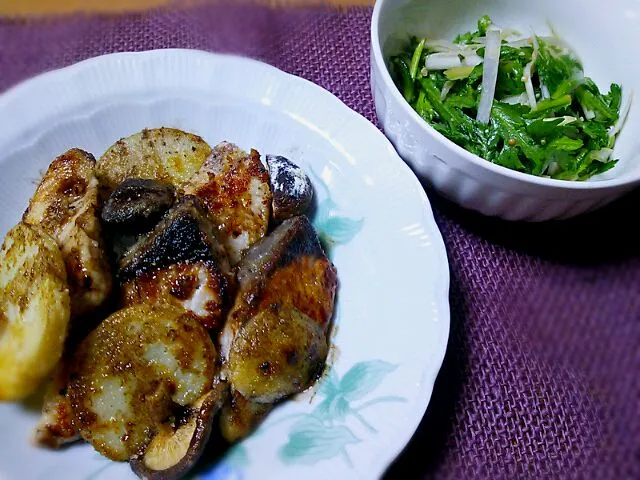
[
  {"xmin": 68, "ymin": 304, "xmax": 217, "ymax": 461},
  {"xmin": 219, "ymin": 390, "xmax": 273, "ymax": 443},
  {"xmin": 101, "ymin": 178, "xmax": 176, "ymax": 231},
  {"xmin": 130, "ymin": 380, "xmax": 228, "ymax": 480},
  {"xmin": 102, "ymin": 178, "xmax": 177, "ymax": 262},
  {"xmin": 265, "ymin": 155, "xmax": 314, "ymax": 222}
]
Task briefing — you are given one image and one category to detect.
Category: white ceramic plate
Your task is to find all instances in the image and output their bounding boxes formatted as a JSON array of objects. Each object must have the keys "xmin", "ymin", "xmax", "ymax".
[{"xmin": 0, "ymin": 50, "xmax": 450, "ymax": 480}]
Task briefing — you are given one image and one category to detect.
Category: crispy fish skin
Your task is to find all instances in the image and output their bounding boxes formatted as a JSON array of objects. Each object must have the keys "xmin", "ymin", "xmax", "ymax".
[
  {"xmin": 118, "ymin": 195, "xmax": 231, "ymax": 282},
  {"xmin": 182, "ymin": 142, "xmax": 272, "ymax": 265},
  {"xmin": 23, "ymin": 148, "xmax": 112, "ymax": 317}
]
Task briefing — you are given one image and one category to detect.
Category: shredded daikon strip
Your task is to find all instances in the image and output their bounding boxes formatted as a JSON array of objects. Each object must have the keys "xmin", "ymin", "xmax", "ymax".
[
  {"xmin": 440, "ymin": 80, "xmax": 454, "ymax": 101},
  {"xmin": 476, "ymin": 26, "xmax": 502, "ymax": 124},
  {"xmin": 589, "ymin": 148, "xmax": 614, "ymax": 162},
  {"xmin": 424, "ymin": 39, "xmax": 482, "ymax": 54},
  {"xmin": 504, "ymin": 37, "xmax": 532, "ymax": 48},
  {"xmin": 541, "ymin": 84, "xmax": 551, "ymax": 99},
  {"xmin": 425, "ymin": 52, "xmax": 483, "ymax": 70},
  {"xmin": 500, "ymin": 93, "xmax": 529, "ymax": 105},
  {"xmin": 522, "ymin": 37, "xmax": 539, "ymax": 109},
  {"xmin": 476, "ymin": 29, "xmax": 522, "ymax": 44}
]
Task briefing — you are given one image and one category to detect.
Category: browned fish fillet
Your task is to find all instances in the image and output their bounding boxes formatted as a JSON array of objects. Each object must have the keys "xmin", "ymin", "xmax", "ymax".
[
  {"xmin": 23, "ymin": 148, "xmax": 112, "ymax": 317},
  {"xmin": 119, "ymin": 195, "xmax": 231, "ymax": 282},
  {"xmin": 122, "ymin": 259, "xmax": 231, "ymax": 331},
  {"xmin": 182, "ymin": 142, "xmax": 272, "ymax": 265},
  {"xmin": 33, "ymin": 359, "xmax": 80, "ymax": 449}
]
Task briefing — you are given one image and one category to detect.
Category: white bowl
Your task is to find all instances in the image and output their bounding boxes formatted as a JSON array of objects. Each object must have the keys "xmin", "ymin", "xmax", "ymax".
[{"xmin": 371, "ymin": 0, "xmax": 640, "ymax": 221}]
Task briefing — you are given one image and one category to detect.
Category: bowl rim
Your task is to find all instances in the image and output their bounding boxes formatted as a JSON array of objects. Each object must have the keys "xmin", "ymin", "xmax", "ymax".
[{"xmin": 370, "ymin": 0, "xmax": 640, "ymax": 191}]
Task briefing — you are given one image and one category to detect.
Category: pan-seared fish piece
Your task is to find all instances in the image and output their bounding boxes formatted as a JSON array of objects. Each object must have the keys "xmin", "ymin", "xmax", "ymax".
[
  {"xmin": 23, "ymin": 148, "xmax": 112, "ymax": 317},
  {"xmin": 220, "ymin": 215, "xmax": 337, "ymax": 362},
  {"xmin": 182, "ymin": 142, "xmax": 272, "ymax": 265},
  {"xmin": 119, "ymin": 195, "xmax": 231, "ymax": 282},
  {"xmin": 119, "ymin": 196, "xmax": 233, "ymax": 330},
  {"xmin": 122, "ymin": 259, "xmax": 231, "ymax": 331},
  {"xmin": 220, "ymin": 216, "xmax": 337, "ymax": 409},
  {"xmin": 33, "ymin": 359, "xmax": 80, "ymax": 448},
  {"xmin": 97, "ymin": 128, "xmax": 212, "ymax": 192}
]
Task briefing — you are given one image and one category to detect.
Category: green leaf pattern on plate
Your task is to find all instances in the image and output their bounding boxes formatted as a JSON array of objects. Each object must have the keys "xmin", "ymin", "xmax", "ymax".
[
  {"xmin": 279, "ymin": 417, "xmax": 360, "ymax": 466},
  {"xmin": 278, "ymin": 360, "xmax": 406, "ymax": 466},
  {"xmin": 307, "ymin": 167, "xmax": 364, "ymax": 249}
]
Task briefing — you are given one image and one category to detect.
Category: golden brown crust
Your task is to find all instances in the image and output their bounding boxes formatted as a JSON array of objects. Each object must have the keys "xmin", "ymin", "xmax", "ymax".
[
  {"xmin": 68, "ymin": 304, "xmax": 217, "ymax": 461},
  {"xmin": 0, "ymin": 223, "xmax": 71, "ymax": 401},
  {"xmin": 182, "ymin": 142, "xmax": 272, "ymax": 265},
  {"xmin": 23, "ymin": 148, "xmax": 112, "ymax": 317},
  {"xmin": 122, "ymin": 260, "xmax": 231, "ymax": 331},
  {"xmin": 256, "ymin": 256, "xmax": 338, "ymax": 328},
  {"xmin": 228, "ymin": 305, "xmax": 329, "ymax": 402},
  {"xmin": 33, "ymin": 359, "xmax": 80, "ymax": 448}
]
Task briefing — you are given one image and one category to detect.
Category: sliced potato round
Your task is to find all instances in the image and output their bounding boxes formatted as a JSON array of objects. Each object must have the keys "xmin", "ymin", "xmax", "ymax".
[
  {"xmin": 68, "ymin": 303, "xmax": 216, "ymax": 461},
  {"xmin": 0, "ymin": 223, "xmax": 70, "ymax": 401},
  {"xmin": 97, "ymin": 128, "xmax": 212, "ymax": 192},
  {"xmin": 227, "ymin": 304, "xmax": 329, "ymax": 404}
]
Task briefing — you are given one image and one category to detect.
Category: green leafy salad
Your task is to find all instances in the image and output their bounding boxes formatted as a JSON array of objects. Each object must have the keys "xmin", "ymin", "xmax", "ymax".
[{"xmin": 390, "ymin": 16, "xmax": 632, "ymax": 180}]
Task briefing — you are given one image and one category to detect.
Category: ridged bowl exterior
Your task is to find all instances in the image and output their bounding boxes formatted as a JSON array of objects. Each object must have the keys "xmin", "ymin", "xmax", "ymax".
[{"xmin": 371, "ymin": 0, "xmax": 640, "ymax": 221}]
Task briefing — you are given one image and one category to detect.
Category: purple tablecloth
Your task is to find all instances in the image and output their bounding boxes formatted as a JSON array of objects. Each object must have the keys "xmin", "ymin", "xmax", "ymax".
[{"xmin": 1, "ymin": 4, "xmax": 638, "ymax": 479}]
